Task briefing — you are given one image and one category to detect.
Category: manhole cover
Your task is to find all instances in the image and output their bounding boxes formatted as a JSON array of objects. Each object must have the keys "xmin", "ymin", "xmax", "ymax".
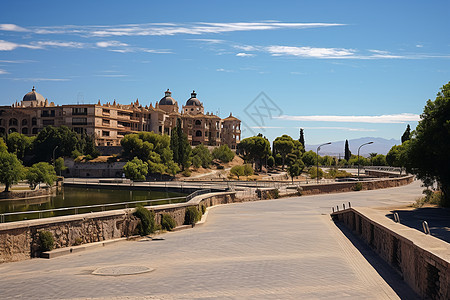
[{"xmin": 92, "ymin": 265, "xmax": 154, "ymax": 276}]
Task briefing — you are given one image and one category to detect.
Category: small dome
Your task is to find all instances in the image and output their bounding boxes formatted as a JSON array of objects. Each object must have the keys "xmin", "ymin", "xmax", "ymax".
[
  {"xmin": 186, "ymin": 90, "xmax": 201, "ymax": 106},
  {"xmin": 159, "ymin": 89, "xmax": 176, "ymax": 105},
  {"xmin": 23, "ymin": 86, "xmax": 45, "ymax": 102}
]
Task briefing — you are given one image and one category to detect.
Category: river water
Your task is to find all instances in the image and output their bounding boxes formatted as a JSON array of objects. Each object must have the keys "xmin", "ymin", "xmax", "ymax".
[{"xmin": 0, "ymin": 186, "xmax": 186, "ymax": 222}]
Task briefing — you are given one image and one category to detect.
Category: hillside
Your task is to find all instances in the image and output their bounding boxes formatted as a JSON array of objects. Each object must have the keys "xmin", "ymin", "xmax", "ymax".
[{"xmin": 305, "ymin": 137, "xmax": 400, "ymax": 156}]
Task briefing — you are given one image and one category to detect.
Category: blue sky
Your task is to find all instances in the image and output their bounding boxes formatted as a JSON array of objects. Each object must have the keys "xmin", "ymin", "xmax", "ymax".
[{"xmin": 1, "ymin": 0, "xmax": 449, "ymax": 144}]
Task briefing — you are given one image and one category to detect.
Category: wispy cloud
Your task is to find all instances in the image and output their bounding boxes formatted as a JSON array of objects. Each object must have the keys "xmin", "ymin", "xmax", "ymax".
[
  {"xmin": 95, "ymin": 74, "xmax": 128, "ymax": 77},
  {"xmin": 236, "ymin": 52, "xmax": 254, "ymax": 57},
  {"xmin": 0, "ymin": 69, "xmax": 9, "ymax": 75},
  {"xmin": 275, "ymin": 113, "xmax": 420, "ymax": 124},
  {"xmin": 216, "ymin": 68, "xmax": 233, "ymax": 72},
  {"xmin": 0, "ymin": 39, "xmax": 85, "ymax": 51},
  {"xmin": 250, "ymin": 125, "xmax": 376, "ymax": 132},
  {"xmin": 0, "ymin": 24, "xmax": 28, "ymax": 32},
  {"xmin": 6, "ymin": 77, "xmax": 70, "ymax": 82},
  {"xmin": 96, "ymin": 40, "xmax": 129, "ymax": 48},
  {"xmin": 6, "ymin": 22, "xmax": 344, "ymax": 37},
  {"xmin": 266, "ymin": 45, "xmax": 355, "ymax": 58}
]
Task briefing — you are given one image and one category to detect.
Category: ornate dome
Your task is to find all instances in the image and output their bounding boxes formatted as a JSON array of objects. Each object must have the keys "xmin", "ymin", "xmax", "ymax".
[
  {"xmin": 159, "ymin": 89, "xmax": 176, "ymax": 105},
  {"xmin": 23, "ymin": 86, "xmax": 45, "ymax": 102},
  {"xmin": 186, "ymin": 90, "xmax": 201, "ymax": 106}
]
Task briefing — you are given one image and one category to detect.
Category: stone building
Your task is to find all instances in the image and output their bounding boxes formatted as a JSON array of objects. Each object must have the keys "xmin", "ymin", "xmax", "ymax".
[{"xmin": 0, "ymin": 87, "xmax": 241, "ymax": 148}]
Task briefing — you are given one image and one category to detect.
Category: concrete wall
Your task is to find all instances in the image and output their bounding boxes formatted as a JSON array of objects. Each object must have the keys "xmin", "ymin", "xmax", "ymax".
[
  {"xmin": 301, "ymin": 175, "xmax": 413, "ymax": 195},
  {"xmin": 332, "ymin": 208, "xmax": 450, "ymax": 299},
  {"xmin": 0, "ymin": 192, "xmax": 235, "ymax": 263}
]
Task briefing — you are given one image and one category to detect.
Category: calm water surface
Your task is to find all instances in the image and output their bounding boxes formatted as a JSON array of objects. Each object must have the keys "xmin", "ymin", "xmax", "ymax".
[{"xmin": 0, "ymin": 187, "xmax": 186, "ymax": 222}]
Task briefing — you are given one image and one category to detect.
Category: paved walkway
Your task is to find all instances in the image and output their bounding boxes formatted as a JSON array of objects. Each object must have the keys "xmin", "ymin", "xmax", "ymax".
[{"xmin": 0, "ymin": 181, "xmax": 424, "ymax": 299}]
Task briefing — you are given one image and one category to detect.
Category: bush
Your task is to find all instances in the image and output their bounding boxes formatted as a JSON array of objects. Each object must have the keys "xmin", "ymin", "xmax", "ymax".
[
  {"xmin": 216, "ymin": 165, "xmax": 224, "ymax": 170},
  {"xmin": 182, "ymin": 169, "xmax": 191, "ymax": 177},
  {"xmin": 308, "ymin": 166, "xmax": 324, "ymax": 179},
  {"xmin": 39, "ymin": 231, "xmax": 54, "ymax": 251},
  {"xmin": 184, "ymin": 206, "xmax": 201, "ymax": 225},
  {"xmin": 212, "ymin": 145, "xmax": 234, "ymax": 163},
  {"xmin": 353, "ymin": 182, "xmax": 363, "ymax": 191},
  {"xmin": 161, "ymin": 213, "xmax": 176, "ymax": 231},
  {"xmin": 414, "ymin": 189, "xmax": 444, "ymax": 207},
  {"xmin": 134, "ymin": 206, "xmax": 156, "ymax": 235}
]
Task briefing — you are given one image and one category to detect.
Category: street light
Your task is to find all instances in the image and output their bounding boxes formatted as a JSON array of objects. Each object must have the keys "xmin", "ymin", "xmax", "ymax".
[
  {"xmin": 316, "ymin": 142, "xmax": 331, "ymax": 183},
  {"xmin": 357, "ymin": 141, "xmax": 373, "ymax": 180},
  {"xmin": 52, "ymin": 145, "xmax": 59, "ymax": 166}
]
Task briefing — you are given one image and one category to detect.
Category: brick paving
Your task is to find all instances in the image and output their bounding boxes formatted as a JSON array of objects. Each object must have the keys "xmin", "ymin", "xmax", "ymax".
[{"xmin": 0, "ymin": 181, "xmax": 424, "ymax": 299}]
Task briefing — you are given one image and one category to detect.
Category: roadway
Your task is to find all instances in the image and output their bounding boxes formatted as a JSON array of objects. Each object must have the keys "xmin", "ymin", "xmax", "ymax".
[{"xmin": 0, "ymin": 181, "xmax": 424, "ymax": 299}]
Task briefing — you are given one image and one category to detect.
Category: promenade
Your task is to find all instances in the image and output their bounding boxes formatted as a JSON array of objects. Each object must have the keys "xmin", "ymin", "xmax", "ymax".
[{"xmin": 0, "ymin": 181, "xmax": 424, "ymax": 299}]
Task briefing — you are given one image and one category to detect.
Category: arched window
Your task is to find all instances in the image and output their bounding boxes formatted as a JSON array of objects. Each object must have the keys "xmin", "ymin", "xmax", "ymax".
[
  {"xmin": 195, "ymin": 130, "xmax": 202, "ymax": 137},
  {"xmin": 8, "ymin": 128, "xmax": 17, "ymax": 133},
  {"xmin": 32, "ymin": 118, "xmax": 37, "ymax": 126},
  {"xmin": 0, "ymin": 127, "xmax": 5, "ymax": 135},
  {"xmin": 22, "ymin": 127, "xmax": 28, "ymax": 134},
  {"xmin": 32, "ymin": 128, "xmax": 38, "ymax": 134},
  {"xmin": 195, "ymin": 120, "xmax": 201, "ymax": 125},
  {"xmin": 9, "ymin": 118, "xmax": 18, "ymax": 126},
  {"xmin": 22, "ymin": 119, "xmax": 28, "ymax": 126}
]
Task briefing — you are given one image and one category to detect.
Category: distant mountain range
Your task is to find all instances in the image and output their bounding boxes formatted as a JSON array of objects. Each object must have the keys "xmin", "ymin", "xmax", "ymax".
[{"xmin": 305, "ymin": 137, "xmax": 400, "ymax": 156}]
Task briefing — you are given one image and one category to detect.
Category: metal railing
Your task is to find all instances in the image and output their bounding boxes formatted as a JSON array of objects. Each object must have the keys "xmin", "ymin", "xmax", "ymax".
[{"xmin": 0, "ymin": 196, "xmax": 186, "ymax": 223}]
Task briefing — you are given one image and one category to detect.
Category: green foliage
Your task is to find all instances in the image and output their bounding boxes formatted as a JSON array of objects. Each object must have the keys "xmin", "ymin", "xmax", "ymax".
[
  {"xmin": 344, "ymin": 140, "xmax": 351, "ymax": 161},
  {"xmin": 267, "ymin": 155, "xmax": 275, "ymax": 168},
  {"xmin": 348, "ymin": 155, "xmax": 370, "ymax": 166},
  {"xmin": 308, "ymin": 166, "xmax": 324, "ymax": 179},
  {"xmin": 182, "ymin": 169, "xmax": 191, "ymax": 177},
  {"xmin": 353, "ymin": 182, "xmax": 363, "ymax": 191},
  {"xmin": 71, "ymin": 150, "xmax": 82, "ymax": 159},
  {"xmin": 288, "ymin": 160, "xmax": 304, "ymax": 182},
  {"xmin": 161, "ymin": 213, "xmax": 176, "ymax": 231},
  {"xmin": 212, "ymin": 144, "xmax": 235, "ymax": 163},
  {"xmin": 123, "ymin": 157, "xmax": 148, "ymax": 181},
  {"xmin": 170, "ymin": 119, "xmax": 192, "ymax": 171},
  {"xmin": 26, "ymin": 162, "xmax": 57, "ymax": 189},
  {"xmin": 33, "ymin": 126, "xmax": 82, "ymax": 162},
  {"xmin": 320, "ymin": 155, "xmax": 335, "ymax": 166},
  {"xmin": 184, "ymin": 206, "xmax": 201, "ymax": 225},
  {"xmin": 0, "ymin": 152, "xmax": 24, "ymax": 192},
  {"xmin": 134, "ymin": 206, "xmax": 156, "ymax": 236},
  {"xmin": 243, "ymin": 164, "xmax": 254, "ymax": 178},
  {"xmin": 325, "ymin": 168, "xmax": 352, "ymax": 179},
  {"xmin": 302, "ymin": 150, "xmax": 317, "ymax": 167},
  {"xmin": 6, "ymin": 132, "xmax": 34, "ymax": 160},
  {"xmin": 0, "ymin": 137, "xmax": 7, "ymax": 153},
  {"xmin": 371, "ymin": 154, "xmax": 387, "ymax": 166},
  {"xmin": 414, "ymin": 189, "xmax": 444, "ymax": 207},
  {"xmin": 54, "ymin": 157, "xmax": 67, "ymax": 176},
  {"xmin": 230, "ymin": 165, "xmax": 245, "ymax": 179},
  {"xmin": 239, "ymin": 135, "xmax": 271, "ymax": 171},
  {"xmin": 401, "ymin": 124, "xmax": 411, "ymax": 143},
  {"xmin": 192, "ymin": 144, "xmax": 212, "ymax": 168},
  {"xmin": 200, "ymin": 204, "xmax": 206, "ymax": 214},
  {"xmin": 39, "ymin": 231, "xmax": 54, "ymax": 251},
  {"xmin": 299, "ymin": 128, "xmax": 305, "ymax": 150},
  {"xmin": 386, "ymin": 143, "xmax": 408, "ymax": 170},
  {"xmin": 273, "ymin": 134, "xmax": 304, "ymax": 169}
]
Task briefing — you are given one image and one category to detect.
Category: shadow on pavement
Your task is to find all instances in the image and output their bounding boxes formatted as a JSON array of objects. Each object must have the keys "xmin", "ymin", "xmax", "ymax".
[
  {"xmin": 333, "ymin": 221, "xmax": 420, "ymax": 300},
  {"xmin": 386, "ymin": 207, "xmax": 450, "ymax": 243}
]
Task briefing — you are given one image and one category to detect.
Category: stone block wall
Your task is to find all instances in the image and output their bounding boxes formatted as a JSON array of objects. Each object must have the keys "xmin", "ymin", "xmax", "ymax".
[{"xmin": 332, "ymin": 209, "xmax": 450, "ymax": 299}]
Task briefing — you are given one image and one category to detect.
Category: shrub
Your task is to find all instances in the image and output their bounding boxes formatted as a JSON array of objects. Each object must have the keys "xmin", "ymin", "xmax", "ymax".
[
  {"xmin": 182, "ymin": 169, "xmax": 191, "ymax": 177},
  {"xmin": 39, "ymin": 231, "xmax": 54, "ymax": 251},
  {"xmin": 134, "ymin": 206, "xmax": 156, "ymax": 235},
  {"xmin": 184, "ymin": 206, "xmax": 201, "ymax": 225},
  {"xmin": 216, "ymin": 165, "xmax": 224, "ymax": 170},
  {"xmin": 161, "ymin": 213, "xmax": 176, "ymax": 231},
  {"xmin": 353, "ymin": 182, "xmax": 363, "ymax": 191},
  {"xmin": 308, "ymin": 166, "xmax": 324, "ymax": 179},
  {"xmin": 414, "ymin": 189, "xmax": 444, "ymax": 207},
  {"xmin": 212, "ymin": 145, "xmax": 235, "ymax": 163}
]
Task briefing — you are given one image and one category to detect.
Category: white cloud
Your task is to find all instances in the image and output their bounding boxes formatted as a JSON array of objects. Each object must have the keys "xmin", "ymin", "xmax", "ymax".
[
  {"xmin": 0, "ymin": 69, "xmax": 9, "ymax": 75},
  {"xmin": 236, "ymin": 52, "xmax": 254, "ymax": 57},
  {"xmin": 33, "ymin": 41, "xmax": 86, "ymax": 48},
  {"xmin": 188, "ymin": 38, "xmax": 225, "ymax": 44},
  {"xmin": 96, "ymin": 40, "xmax": 129, "ymax": 48},
  {"xmin": 7, "ymin": 77, "xmax": 70, "ymax": 81},
  {"xmin": 275, "ymin": 113, "xmax": 420, "ymax": 124},
  {"xmin": 0, "ymin": 24, "xmax": 28, "ymax": 32},
  {"xmin": 249, "ymin": 125, "xmax": 376, "ymax": 132},
  {"xmin": 416, "ymin": 44, "xmax": 423, "ymax": 48},
  {"xmin": 266, "ymin": 45, "xmax": 356, "ymax": 58},
  {"xmin": 216, "ymin": 68, "xmax": 233, "ymax": 72},
  {"xmin": 0, "ymin": 40, "xmax": 20, "ymax": 51}
]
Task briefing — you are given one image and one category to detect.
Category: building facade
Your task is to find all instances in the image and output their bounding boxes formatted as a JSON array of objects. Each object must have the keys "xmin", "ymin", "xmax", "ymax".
[{"xmin": 0, "ymin": 87, "xmax": 241, "ymax": 148}]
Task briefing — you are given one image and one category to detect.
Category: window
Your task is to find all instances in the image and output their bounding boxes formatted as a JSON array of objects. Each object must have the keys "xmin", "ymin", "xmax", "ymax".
[
  {"xmin": 102, "ymin": 119, "xmax": 110, "ymax": 126},
  {"xmin": 22, "ymin": 119, "xmax": 28, "ymax": 126},
  {"xmin": 195, "ymin": 120, "xmax": 201, "ymax": 125},
  {"xmin": 43, "ymin": 119, "xmax": 54, "ymax": 126},
  {"xmin": 21, "ymin": 128, "xmax": 28, "ymax": 134},
  {"xmin": 103, "ymin": 109, "xmax": 110, "ymax": 114},
  {"xmin": 72, "ymin": 118, "xmax": 87, "ymax": 125},
  {"xmin": 8, "ymin": 128, "xmax": 17, "ymax": 133},
  {"xmin": 72, "ymin": 107, "xmax": 87, "ymax": 115},
  {"xmin": 9, "ymin": 118, "xmax": 18, "ymax": 126},
  {"xmin": 32, "ymin": 118, "xmax": 37, "ymax": 126},
  {"xmin": 196, "ymin": 130, "xmax": 202, "ymax": 137},
  {"xmin": 102, "ymin": 130, "xmax": 110, "ymax": 137},
  {"xmin": 32, "ymin": 128, "xmax": 38, "ymax": 134}
]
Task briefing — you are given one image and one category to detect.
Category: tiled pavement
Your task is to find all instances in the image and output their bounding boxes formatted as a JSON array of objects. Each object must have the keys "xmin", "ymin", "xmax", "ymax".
[{"xmin": 0, "ymin": 181, "xmax": 424, "ymax": 299}]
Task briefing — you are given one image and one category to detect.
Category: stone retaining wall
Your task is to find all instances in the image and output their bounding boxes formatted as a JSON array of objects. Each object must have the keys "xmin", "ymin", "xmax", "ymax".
[
  {"xmin": 0, "ymin": 192, "xmax": 235, "ymax": 263},
  {"xmin": 301, "ymin": 175, "xmax": 413, "ymax": 195},
  {"xmin": 332, "ymin": 208, "xmax": 450, "ymax": 299}
]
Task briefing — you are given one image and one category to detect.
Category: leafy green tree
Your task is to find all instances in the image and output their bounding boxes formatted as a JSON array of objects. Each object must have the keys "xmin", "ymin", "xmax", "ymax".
[
  {"xmin": 243, "ymin": 164, "xmax": 254, "ymax": 178},
  {"xmin": 288, "ymin": 160, "xmax": 305, "ymax": 182},
  {"xmin": 54, "ymin": 157, "xmax": 67, "ymax": 176},
  {"xmin": 33, "ymin": 126, "xmax": 81, "ymax": 162},
  {"xmin": 344, "ymin": 140, "xmax": 351, "ymax": 161},
  {"xmin": 238, "ymin": 135, "xmax": 271, "ymax": 171},
  {"xmin": 401, "ymin": 124, "xmax": 411, "ymax": 144},
  {"xmin": 0, "ymin": 152, "xmax": 24, "ymax": 192},
  {"xmin": 372, "ymin": 154, "xmax": 387, "ymax": 166},
  {"xmin": 406, "ymin": 82, "xmax": 450, "ymax": 206},
  {"xmin": 230, "ymin": 165, "xmax": 245, "ymax": 180},
  {"xmin": 386, "ymin": 143, "xmax": 408, "ymax": 171},
  {"xmin": 6, "ymin": 132, "xmax": 34, "ymax": 160},
  {"xmin": 212, "ymin": 145, "xmax": 234, "ymax": 163},
  {"xmin": 81, "ymin": 133, "xmax": 100, "ymax": 158},
  {"xmin": 0, "ymin": 138, "xmax": 7, "ymax": 153},
  {"xmin": 348, "ymin": 155, "xmax": 370, "ymax": 166},
  {"xmin": 302, "ymin": 150, "xmax": 317, "ymax": 167},
  {"xmin": 169, "ymin": 119, "xmax": 192, "ymax": 171},
  {"xmin": 308, "ymin": 166, "xmax": 324, "ymax": 180},
  {"xmin": 299, "ymin": 128, "xmax": 305, "ymax": 151},
  {"xmin": 123, "ymin": 157, "xmax": 148, "ymax": 181},
  {"xmin": 192, "ymin": 144, "xmax": 212, "ymax": 168},
  {"xmin": 273, "ymin": 135, "xmax": 294, "ymax": 170},
  {"xmin": 26, "ymin": 162, "xmax": 57, "ymax": 189},
  {"xmin": 267, "ymin": 155, "xmax": 275, "ymax": 168}
]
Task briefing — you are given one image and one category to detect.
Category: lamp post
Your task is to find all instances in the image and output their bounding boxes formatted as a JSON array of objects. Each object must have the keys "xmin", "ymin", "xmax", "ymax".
[
  {"xmin": 52, "ymin": 145, "xmax": 59, "ymax": 166},
  {"xmin": 357, "ymin": 141, "xmax": 373, "ymax": 180},
  {"xmin": 316, "ymin": 142, "xmax": 331, "ymax": 183}
]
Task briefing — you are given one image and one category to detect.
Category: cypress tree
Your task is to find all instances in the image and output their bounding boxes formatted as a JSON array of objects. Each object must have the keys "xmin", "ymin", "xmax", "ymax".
[
  {"xmin": 401, "ymin": 124, "xmax": 411, "ymax": 143},
  {"xmin": 170, "ymin": 119, "xmax": 191, "ymax": 171},
  {"xmin": 299, "ymin": 128, "xmax": 305, "ymax": 152},
  {"xmin": 344, "ymin": 139, "xmax": 351, "ymax": 161}
]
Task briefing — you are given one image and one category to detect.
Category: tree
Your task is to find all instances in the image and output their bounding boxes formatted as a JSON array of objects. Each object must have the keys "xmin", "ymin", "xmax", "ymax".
[
  {"xmin": 192, "ymin": 144, "xmax": 212, "ymax": 168},
  {"xmin": 243, "ymin": 164, "xmax": 254, "ymax": 179},
  {"xmin": 267, "ymin": 155, "xmax": 275, "ymax": 168},
  {"xmin": 406, "ymin": 82, "xmax": 450, "ymax": 206},
  {"xmin": 26, "ymin": 162, "xmax": 57, "ymax": 189},
  {"xmin": 273, "ymin": 134, "xmax": 303, "ymax": 170},
  {"xmin": 54, "ymin": 157, "xmax": 67, "ymax": 176},
  {"xmin": 170, "ymin": 119, "xmax": 191, "ymax": 171},
  {"xmin": 123, "ymin": 157, "xmax": 148, "ymax": 181},
  {"xmin": 33, "ymin": 126, "xmax": 82, "ymax": 162},
  {"xmin": 230, "ymin": 165, "xmax": 245, "ymax": 180},
  {"xmin": 288, "ymin": 160, "xmax": 304, "ymax": 182},
  {"xmin": 372, "ymin": 154, "xmax": 387, "ymax": 166},
  {"xmin": 0, "ymin": 152, "xmax": 24, "ymax": 192},
  {"xmin": 238, "ymin": 135, "xmax": 271, "ymax": 171},
  {"xmin": 0, "ymin": 138, "xmax": 7, "ymax": 153},
  {"xmin": 212, "ymin": 145, "xmax": 234, "ymax": 163},
  {"xmin": 386, "ymin": 143, "xmax": 408, "ymax": 172},
  {"xmin": 401, "ymin": 124, "xmax": 411, "ymax": 144},
  {"xmin": 299, "ymin": 128, "xmax": 305, "ymax": 151},
  {"xmin": 344, "ymin": 140, "xmax": 351, "ymax": 161},
  {"xmin": 6, "ymin": 132, "xmax": 34, "ymax": 160},
  {"xmin": 301, "ymin": 150, "xmax": 317, "ymax": 167}
]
